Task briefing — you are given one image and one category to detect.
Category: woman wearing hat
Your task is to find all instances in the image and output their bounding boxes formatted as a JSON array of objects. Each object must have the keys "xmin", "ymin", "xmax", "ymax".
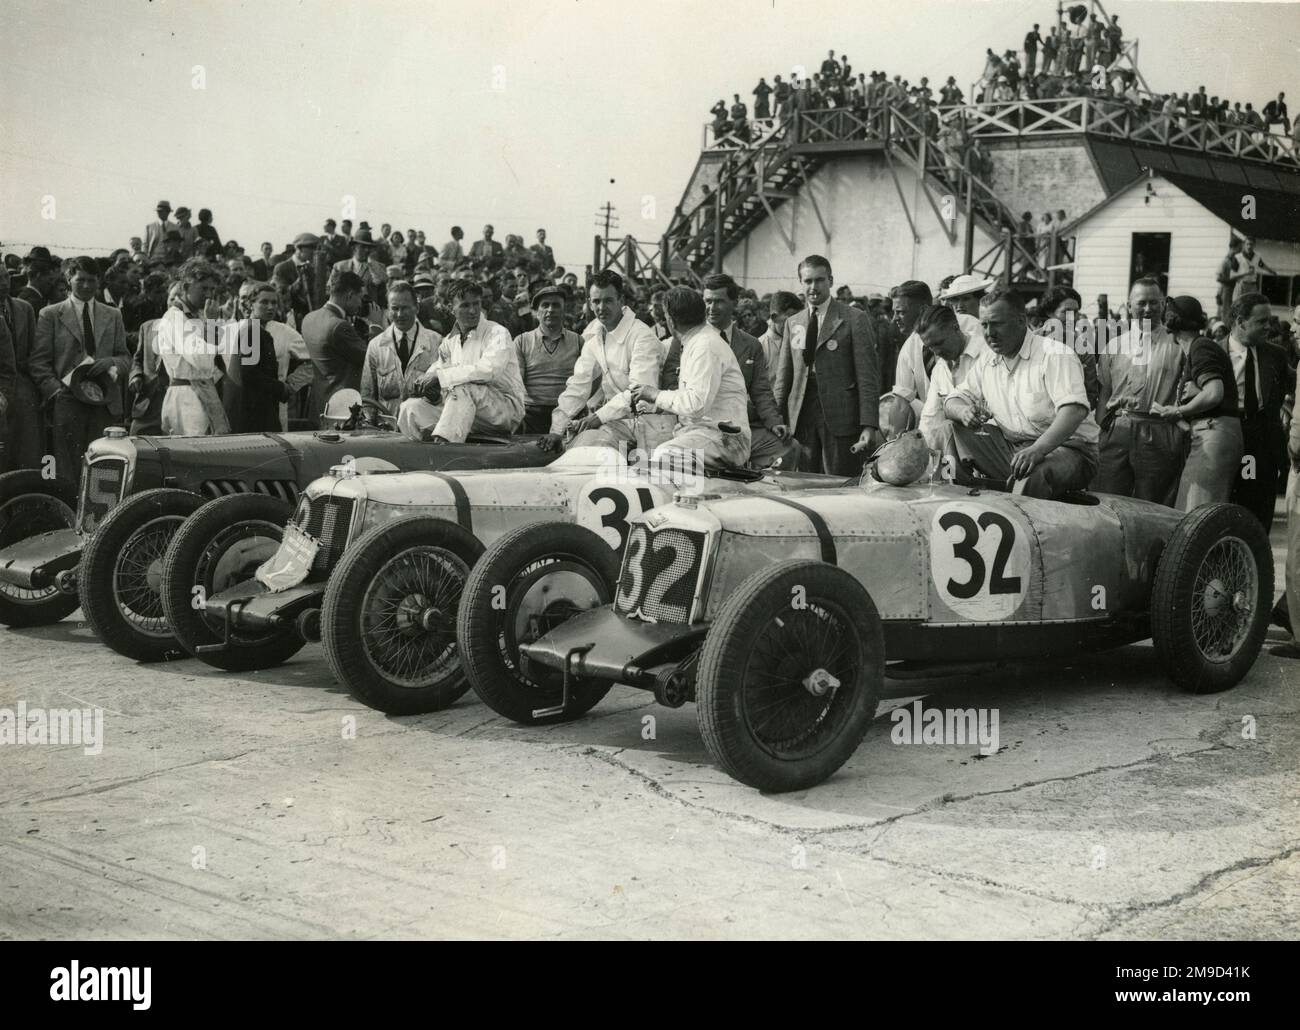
[{"xmin": 1152, "ymin": 295, "xmax": 1242, "ymax": 511}]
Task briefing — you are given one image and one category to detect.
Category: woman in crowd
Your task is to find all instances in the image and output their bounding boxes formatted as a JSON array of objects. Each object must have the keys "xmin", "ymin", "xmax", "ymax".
[
  {"xmin": 1153, "ymin": 295, "xmax": 1242, "ymax": 510},
  {"xmin": 156, "ymin": 258, "xmax": 230, "ymax": 435}
]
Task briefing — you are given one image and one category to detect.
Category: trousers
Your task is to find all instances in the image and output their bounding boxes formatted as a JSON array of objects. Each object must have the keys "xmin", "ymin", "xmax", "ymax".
[
  {"xmin": 794, "ymin": 373, "xmax": 864, "ymax": 477},
  {"xmin": 944, "ymin": 422, "xmax": 1097, "ymax": 500},
  {"xmin": 1094, "ymin": 412, "xmax": 1186, "ymax": 505},
  {"xmin": 397, "ymin": 382, "xmax": 522, "ymax": 442},
  {"xmin": 1175, "ymin": 416, "xmax": 1242, "ymax": 511},
  {"xmin": 50, "ymin": 394, "xmax": 112, "ymax": 491}
]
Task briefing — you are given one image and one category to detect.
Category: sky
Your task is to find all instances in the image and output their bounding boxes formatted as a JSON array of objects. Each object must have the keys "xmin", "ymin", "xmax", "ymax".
[{"xmin": 2, "ymin": 0, "xmax": 1298, "ymax": 270}]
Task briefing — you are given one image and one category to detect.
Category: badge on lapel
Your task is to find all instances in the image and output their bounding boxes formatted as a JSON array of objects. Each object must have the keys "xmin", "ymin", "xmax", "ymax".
[{"xmin": 826, "ymin": 339, "xmax": 838, "ymax": 351}]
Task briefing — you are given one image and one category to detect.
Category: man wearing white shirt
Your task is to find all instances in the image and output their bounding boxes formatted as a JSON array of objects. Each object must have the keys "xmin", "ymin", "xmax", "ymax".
[
  {"xmin": 539, "ymin": 270, "xmax": 665, "ymax": 453},
  {"xmin": 397, "ymin": 280, "xmax": 524, "ymax": 443},
  {"xmin": 915, "ymin": 305, "xmax": 987, "ymax": 450},
  {"xmin": 942, "ymin": 287, "xmax": 1099, "ymax": 499},
  {"xmin": 631, "ymin": 286, "xmax": 750, "ymax": 470}
]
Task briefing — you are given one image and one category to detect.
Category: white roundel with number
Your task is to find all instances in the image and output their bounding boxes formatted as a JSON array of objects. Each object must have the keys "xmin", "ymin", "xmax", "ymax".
[
  {"xmin": 575, "ymin": 481, "xmax": 662, "ymax": 551},
  {"xmin": 929, "ymin": 501, "xmax": 1031, "ymax": 621}
]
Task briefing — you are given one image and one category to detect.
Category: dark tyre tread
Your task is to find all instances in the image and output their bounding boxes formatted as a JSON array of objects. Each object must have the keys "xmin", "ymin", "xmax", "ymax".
[
  {"xmin": 1150, "ymin": 502, "xmax": 1272, "ymax": 694},
  {"xmin": 322, "ymin": 516, "xmax": 483, "ymax": 715},
  {"xmin": 160, "ymin": 493, "xmax": 301, "ymax": 671},
  {"xmin": 0, "ymin": 470, "xmax": 80, "ymax": 627},
  {"xmin": 79, "ymin": 488, "xmax": 201, "ymax": 661},
  {"xmin": 696, "ymin": 559, "xmax": 884, "ymax": 792},
  {"xmin": 459, "ymin": 521, "xmax": 618, "ymax": 725}
]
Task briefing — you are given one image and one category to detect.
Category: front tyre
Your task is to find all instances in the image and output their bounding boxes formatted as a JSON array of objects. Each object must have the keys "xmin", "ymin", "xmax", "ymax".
[
  {"xmin": 79, "ymin": 489, "xmax": 201, "ymax": 661},
  {"xmin": 696, "ymin": 559, "xmax": 884, "ymax": 792},
  {"xmin": 322, "ymin": 517, "xmax": 483, "ymax": 715},
  {"xmin": 0, "ymin": 469, "xmax": 79, "ymax": 627},
  {"xmin": 459, "ymin": 522, "xmax": 618, "ymax": 725},
  {"xmin": 160, "ymin": 493, "xmax": 302, "ymax": 671},
  {"xmin": 1151, "ymin": 502, "xmax": 1272, "ymax": 694}
]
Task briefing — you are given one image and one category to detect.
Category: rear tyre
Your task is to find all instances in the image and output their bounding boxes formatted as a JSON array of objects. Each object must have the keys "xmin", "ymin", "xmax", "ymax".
[
  {"xmin": 459, "ymin": 522, "xmax": 618, "ymax": 725},
  {"xmin": 79, "ymin": 488, "xmax": 201, "ymax": 661},
  {"xmin": 322, "ymin": 517, "xmax": 483, "ymax": 714},
  {"xmin": 696, "ymin": 559, "xmax": 884, "ymax": 792},
  {"xmin": 0, "ymin": 469, "xmax": 80, "ymax": 627},
  {"xmin": 1151, "ymin": 502, "xmax": 1272, "ymax": 694},
  {"xmin": 160, "ymin": 493, "xmax": 302, "ymax": 671}
]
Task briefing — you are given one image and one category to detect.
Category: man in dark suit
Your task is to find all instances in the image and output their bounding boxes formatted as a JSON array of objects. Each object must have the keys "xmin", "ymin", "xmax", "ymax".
[
  {"xmin": 301, "ymin": 271, "xmax": 368, "ymax": 425},
  {"xmin": 0, "ymin": 312, "xmax": 16, "ymax": 470},
  {"xmin": 1227, "ymin": 292, "xmax": 1287, "ymax": 531},
  {"xmin": 702, "ymin": 273, "xmax": 790, "ymax": 468},
  {"xmin": 273, "ymin": 233, "xmax": 328, "ymax": 327},
  {"xmin": 469, "ymin": 224, "xmax": 505, "ymax": 271},
  {"xmin": 17, "ymin": 247, "xmax": 59, "ymax": 313},
  {"xmin": 29, "ymin": 257, "xmax": 129, "ymax": 489},
  {"xmin": 774, "ymin": 255, "xmax": 883, "ymax": 475},
  {"xmin": 0, "ymin": 269, "xmax": 41, "ymax": 469}
]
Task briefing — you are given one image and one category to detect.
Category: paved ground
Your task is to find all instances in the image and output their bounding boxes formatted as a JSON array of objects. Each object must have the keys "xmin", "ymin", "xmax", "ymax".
[{"xmin": 1, "ymin": 518, "xmax": 1296, "ymax": 940}]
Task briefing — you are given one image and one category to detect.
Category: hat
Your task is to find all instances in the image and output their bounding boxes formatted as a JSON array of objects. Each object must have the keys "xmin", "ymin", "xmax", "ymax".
[
  {"xmin": 531, "ymin": 283, "xmax": 568, "ymax": 306},
  {"xmin": 174, "ymin": 206, "xmax": 191, "ymax": 219},
  {"xmin": 24, "ymin": 246, "xmax": 52, "ymax": 265},
  {"xmin": 358, "ymin": 222, "xmax": 372, "ymax": 232},
  {"xmin": 1167, "ymin": 295, "xmax": 1207, "ymax": 330},
  {"xmin": 68, "ymin": 364, "xmax": 123, "ymax": 416},
  {"xmin": 939, "ymin": 274, "xmax": 997, "ymax": 300},
  {"xmin": 156, "ymin": 200, "xmax": 172, "ymax": 210},
  {"xmin": 292, "ymin": 232, "xmax": 319, "ymax": 248},
  {"xmin": 352, "ymin": 229, "xmax": 377, "ymax": 248},
  {"xmin": 412, "ymin": 274, "xmax": 437, "ymax": 290}
]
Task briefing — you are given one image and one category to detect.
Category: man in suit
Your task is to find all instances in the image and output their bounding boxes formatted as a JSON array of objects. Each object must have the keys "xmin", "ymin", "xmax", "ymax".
[
  {"xmin": 361, "ymin": 280, "xmax": 441, "ymax": 418},
  {"xmin": 144, "ymin": 200, "xmax": 175, "ymax": 258},
  {"xmin": 273, "ymin": 233, "xmax": 327, "ymax": 326},
  {"xmin": 0, "ymin": 268, "xmax": 41, "ymax": 469},
  {"xmin": 774, "ymin": 255, "xmax": 883, "ymax": 475},
  {"xmin": 702, "ymin": 273, "xmax": 789, "ymax": 468},
  {"xmin": 29, "ymin": 257, "xmax": 130, "ymax": 489},
  {"xmin": 250, "ymin": 242, "xmax": 274, "ymax": 282},
  {"xmin": 529, "ymin": 229, "xmax": 555, "ymax": 273},
  {"xmin": 1227, "ymin": 292, "xmax": 1287, "ymax": 532},
  {"xmin": 469, "ymin": 224, "xmax": 504, "ymax": 271},
  {"xmin": 331, "ymin": 230, "xmax": 386, "ymax": 307},
  {"xmin": 17, "ymin": 248, "xmax": 59, "ymax": 313},
  {"xmin": 301, "ymin": 270, "xmax": 368, "ymax": 424},
  {"xmin": 0, "ymin": 311, "xmax": 16, "ymax": 470}
]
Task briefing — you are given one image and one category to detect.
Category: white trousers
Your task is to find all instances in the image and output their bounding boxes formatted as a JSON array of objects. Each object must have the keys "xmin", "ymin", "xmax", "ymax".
[{"xmin": 397, "ymin": 383, "xmax": 521, "ymax": 442}]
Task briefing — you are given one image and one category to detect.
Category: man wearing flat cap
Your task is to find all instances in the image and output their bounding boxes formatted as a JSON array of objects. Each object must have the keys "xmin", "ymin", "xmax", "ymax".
[
  {"xmin": 274, "ymin": 233, "xmax": 328, "ymax": 326},
  {"xmin": 17, "ymin": 247, "xmax": 58, "ymax": 314},
  {"xmin": 144, "ymin": 201, "xmax": 176, "ymax": 258},
  {"xmin": 514, "ymin": 284, "xmax": 581, "ymax": 434}
]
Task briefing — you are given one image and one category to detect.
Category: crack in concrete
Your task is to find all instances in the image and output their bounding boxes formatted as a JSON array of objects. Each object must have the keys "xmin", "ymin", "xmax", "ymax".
[{"xmin": 0, "ymin": 751, "xmax": 255, "ymax": 807}]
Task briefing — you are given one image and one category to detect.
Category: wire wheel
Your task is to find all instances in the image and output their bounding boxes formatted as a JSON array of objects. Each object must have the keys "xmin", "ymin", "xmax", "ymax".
[
  {"xmin": 1189, "ymin": 536, "xmax": 1258, "ymax": 663},
  {"xmin": 111, "ymin": 516, "xmax": 177, "ymax": 636},
  {"xmin": 739, "ymin": 596, "xmax": 860, "ymax": 762},
  {"xmin": 359, "ymin": 546, "xmax": 465, "ymax": 689},
  {"xmin": 0, "ymin": 491, "xmax": 75, "ymax": 606},
  {"xmin": 195, "ymin": 520, "xmax": 283, "ymax": 644}
]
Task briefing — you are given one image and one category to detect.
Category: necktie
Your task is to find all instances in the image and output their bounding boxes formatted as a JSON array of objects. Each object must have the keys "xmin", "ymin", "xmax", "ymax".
[
  {"xmin": 719, "ymin": 328, "xmax": 729, "ymax": 345},
  {"xmin": 397, "ymin": 331, "xmax": 410, "ymax": 370},
  {"xmin": 806, "ymin": 309, "xmax": 819, "ymax": 373},
  {"xmin": 81, "ymin": 301, "xmax": 96, "ymax": 357},
  {"xmin": 1243, "ymin": 346, "xmax": 1258, "ymax": 417}
]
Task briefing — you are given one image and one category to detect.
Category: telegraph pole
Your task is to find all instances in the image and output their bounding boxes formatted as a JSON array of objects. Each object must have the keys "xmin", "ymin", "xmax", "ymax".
[{"xmin": 592, "ymin": 202, "xmax": 620, "ymax": 270}]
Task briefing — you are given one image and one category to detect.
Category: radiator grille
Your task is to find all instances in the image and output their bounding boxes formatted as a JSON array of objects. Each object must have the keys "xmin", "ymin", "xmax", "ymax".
[
  {"xmin": 614, "ymin": 525, "xmax": 705, "ymax": 624},
  {"xmin": 294, "ymin": 495, "xmax": 356, "ymax": 576},
  {"xmin": 77, "ymin": 458, "xmax": 128, "ymax": 534}
]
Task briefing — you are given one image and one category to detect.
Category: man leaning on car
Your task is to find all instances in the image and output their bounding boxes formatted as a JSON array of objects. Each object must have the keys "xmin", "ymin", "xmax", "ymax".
[{"xmin": 939, "ymin": 286, "xmax": 1100, "ymax": 500}]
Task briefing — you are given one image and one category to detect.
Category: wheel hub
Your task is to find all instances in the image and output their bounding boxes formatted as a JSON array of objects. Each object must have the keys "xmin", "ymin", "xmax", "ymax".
[
  {"xmin": 146, "ymin": 557, "xmax": 165, "ymax": 593},
  {"xmin": 802, "ymin": 667, "xmax": 841, "ymax": 697},
  {"xmin": 1201, "ymin": 578, "xmax": 1228, "ymax": 616}
]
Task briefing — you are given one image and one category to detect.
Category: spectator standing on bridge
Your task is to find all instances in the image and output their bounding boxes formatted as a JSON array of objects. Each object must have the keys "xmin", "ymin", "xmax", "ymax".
[
  {"xmin": 729, "ymin": 93, "xmax": 748, "ymax": 125},
  {"xmin": 1024, "ymin": 24, "xmax": 1043, "ymax": 77},
  {"xmin": 821, "ymin": 50, "xmax": 840, "ymax": 79},
  {"xmin": 1042, "ymin": 26, "xmax": 1059, "ymax": 77},
  {"xmin": 752, "ymin": 78, "xmax": 772, "ymax": 119},
  {"xmin": 1263, "ymin": 92, "xmax": 1290, "ymax": 133},
  {"xmin": 1103, "ymin": 15, "xmax": 1123, "ymax": 68},
  {"xmin": 773, "ymin": 75, "xmax": 792, "ymax": 120},
  {"xmin": 1094, "ymin": 278, "xmax": 1188, "ymax": 504}
]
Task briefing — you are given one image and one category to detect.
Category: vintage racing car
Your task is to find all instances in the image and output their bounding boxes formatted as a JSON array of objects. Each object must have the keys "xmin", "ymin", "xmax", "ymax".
[
  {"xmin": 162, "ymin": 446, "xmax": 847, "ymax": 714},
  {"xmin": 0, "ymin": 421, "xmax": 550, "ymax": 662},
  {"xmin": 461, "ymin": 482, "xmax": 1273, "ymax": 793}
]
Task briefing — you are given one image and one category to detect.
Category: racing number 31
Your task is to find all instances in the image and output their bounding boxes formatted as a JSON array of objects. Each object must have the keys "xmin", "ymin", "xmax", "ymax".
[
  {"xmin": 583, "ymin": 486, "xmax": 657, "ymax": 551},
  {"xmin": 930, "ymin": 502, "xmax": 1030, "ymax": 621}
]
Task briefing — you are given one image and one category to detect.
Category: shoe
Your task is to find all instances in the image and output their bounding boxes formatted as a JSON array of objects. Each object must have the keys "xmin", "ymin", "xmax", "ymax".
[{"xmin": 1268, "ymin": 642, "xmax": 1300, "ymax": 660}]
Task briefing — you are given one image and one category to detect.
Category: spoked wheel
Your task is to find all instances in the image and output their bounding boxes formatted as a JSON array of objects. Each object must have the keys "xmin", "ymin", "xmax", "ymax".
[
  {"xmin": 160, "ymin": 493, "xmax": 302, "ymax": 671},
  {"xmin": 322, "ymin": 517, "xmax": 484, "ymax": 714},
  {"xmin": 1152, "ymin": 503, "xmax": 1272, "ymax": 694},
  {"xmin": 696, "ymin": 560, "xmax": 884, "ymax": 792},
  {"xmin": 80, "ymin": 489, "xmax": 202, "ymax": 661},
  {"xmin": 0, "ymin": 470, "xmax": 80, "ymax": 627},
  {"xmin": 459, "ymin": 522, "xmax": 618, "ymax": 725}
]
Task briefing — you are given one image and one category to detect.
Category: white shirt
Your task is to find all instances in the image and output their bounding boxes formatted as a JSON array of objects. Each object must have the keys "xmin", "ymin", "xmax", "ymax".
[
  {"xmin": 919, "ymin": 330, "xmax": 987, "ymax": 448},
  {"xmin": 653, "ymin": 323, "xmax": 751, "ymax": 444},
  {"xmin": 434, "ymin": 316, "xmax": 525, "ymax": 409},
  {"xmin": 893, "ymin": 312, "xmax": 984, "ymax": 406},
  {"xmin": 951, "ymin": 328, "xmax": 1099, "ymax": 448},
  {"xmin": 1227, "ymin": 334, "xmax": 1262, "ymax": 407},
  {"xmin": 550, "ymin": 306, "xmax": 663, "ymax": 433}
]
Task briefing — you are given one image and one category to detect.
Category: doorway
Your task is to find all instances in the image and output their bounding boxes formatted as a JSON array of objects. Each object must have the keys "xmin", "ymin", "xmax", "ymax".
[{"xmin": 1130, "ymin": 232, "xmax": 1171, "ymax": 294}]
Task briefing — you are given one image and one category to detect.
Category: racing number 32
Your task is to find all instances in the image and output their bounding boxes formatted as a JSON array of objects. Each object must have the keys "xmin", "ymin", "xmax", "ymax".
[
  {"xmin": 938, "ymin": 510, "xmax": 1021, "ymax": 598},
  {"xmin": 930, "ymin": 502, "xmax": 1030, "ymax": 621}
]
